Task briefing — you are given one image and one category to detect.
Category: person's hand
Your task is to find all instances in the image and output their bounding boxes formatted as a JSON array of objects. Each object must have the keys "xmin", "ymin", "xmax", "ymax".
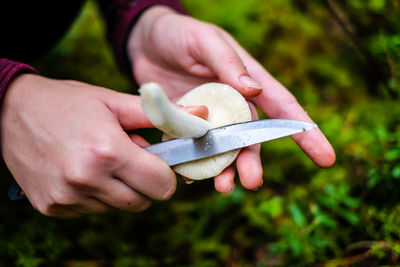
[
  {"xmin": 127, "ymin": 6, "xmax": 336, "ymax": 193},
  {"xmin": 0, "ymin": 74, "xmax": 199, "ymax": 218}
]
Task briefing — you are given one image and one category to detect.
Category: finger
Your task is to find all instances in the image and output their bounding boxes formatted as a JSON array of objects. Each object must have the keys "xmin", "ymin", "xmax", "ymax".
[
  {"xmin": 105, "ymin": 91, "xmax": 210, "ymax": 129},
  {"xmin": 187, "ymin": 63, "xmax": 215, "ymax": 78},
  {"xmin": 40, "ymin": 205, "xmax": 82, "ymax": 219},
  {"xmin": 94, "ymin": 177, "xmax": 152, "ymax": 212},
  {"xmin": 129, "ymin": 134, "xmax": 150, "ymax": 148},
  {"xmin": 179, "ymin": 104, "xmax": 209, "ymax": 120},
  {"xmin": 103, "ymin": 92, "xmax": 154, "ymax": 130},
  {"xmin": 222, "ymin": 35, "xmax": 336, "ymax": 168},
  {"xmin": 290, "ymin": 128, "xmax": 336, "ymax": 168},
  {"xmin": 236, "ymin": 102, "xmax": 263, "ymax": 190},
  {"xmin": 180, "ymin": 175, "xmax": 194, "ymax": 184},
  {"xmin": 100, "ymin": 91, "xmax": 177, "ymax": 200},
  {"xmin": 114, "ymin": 136, "xmax": 177, "ymax": 201},
  {"xmin": 252, "ymin": 75, "xmax": 336, "ymax": 168},
  {"xmin": 192, "ymin": 27, "xmax": 262, "ymax": 97},
  {"xmin": 236, "ymin": 144, "xmax": 263, "ymax": 190},
  {"xmin": 69, "ymin": 197, "xmax": 115, "ymax": 215},
  {"xmin": 214, "ymin": 166, "xmax": 235, "ymax": 194},
  {"xmin": 129, "ymin": 134, "xmax": 199, "ymax": 189}
]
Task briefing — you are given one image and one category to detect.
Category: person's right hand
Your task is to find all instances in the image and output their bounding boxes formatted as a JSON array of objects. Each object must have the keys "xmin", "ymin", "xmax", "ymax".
[{"xmin": 0, "ymin": 74, "xmax": 178, "ymax": 218}]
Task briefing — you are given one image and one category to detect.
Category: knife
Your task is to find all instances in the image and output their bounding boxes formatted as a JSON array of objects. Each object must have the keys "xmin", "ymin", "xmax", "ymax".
[
  {"xmin": 145, "ymin": 119, "xmax": 316, "ymax": 166},
  {"xmin": 8, "ymin": 119, "xmax": 316, "ymax": 201}
]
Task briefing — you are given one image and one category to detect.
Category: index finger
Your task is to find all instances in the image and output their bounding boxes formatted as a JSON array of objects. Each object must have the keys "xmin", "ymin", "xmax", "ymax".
[
  {"xmin": 222, "ymin": 33, "xmax": 336, "ymax": 168},
  {"xmin": 251, "ymin": 69, "xmax": 336, "ymax": 168}
]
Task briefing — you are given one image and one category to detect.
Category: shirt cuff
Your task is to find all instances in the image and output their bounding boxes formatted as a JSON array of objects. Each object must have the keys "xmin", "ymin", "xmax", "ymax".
[
  {"xmin": 102, "ymin": 0, "xmax": 187, "ymax": 76},
  {"xmin": 0, "ymin": 58, "xmax": 37, "ymax": 102}
]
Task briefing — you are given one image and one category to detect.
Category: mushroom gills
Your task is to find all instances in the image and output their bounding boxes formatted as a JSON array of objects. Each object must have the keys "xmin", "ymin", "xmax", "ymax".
[{"xmin": 139, "ymin": 82, "xmax": 251, "ymax": 180}]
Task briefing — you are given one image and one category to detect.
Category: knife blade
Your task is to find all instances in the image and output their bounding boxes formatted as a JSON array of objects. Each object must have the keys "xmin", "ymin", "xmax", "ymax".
[
  {"xmin": 145, "ymin": 119, "xmax": 317, "ymax": 166},
  {"xmin": 8, "ymin": 119, "xmax": 316, "ymax": 201}
]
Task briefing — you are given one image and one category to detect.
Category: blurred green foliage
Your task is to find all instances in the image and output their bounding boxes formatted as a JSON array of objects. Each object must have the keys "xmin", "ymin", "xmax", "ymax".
[{"xmin": 1, "ymin": 0, "xmax": 400, "ymax": 266}]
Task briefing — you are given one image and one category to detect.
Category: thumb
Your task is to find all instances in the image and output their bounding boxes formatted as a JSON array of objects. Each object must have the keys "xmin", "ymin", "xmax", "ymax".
[
  {"xmin": 104, "ymin": 91, "xmax": 210, "ymax": 131},
  {"xmin": 103, "ymin": 91, "xmax": 153, "ymax": 130},
  {"xmin": 194, "ymin": 30, "xmax": 263, "ymax": 97}
]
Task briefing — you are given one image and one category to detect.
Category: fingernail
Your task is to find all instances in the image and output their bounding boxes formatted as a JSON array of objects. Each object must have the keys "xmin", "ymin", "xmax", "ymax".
[
  {"xmin": 180, "ymin": 175, "xmax": 195, "ymax": 184},
  {"xmin": 253, "ymin": 180, "xmax": 263, "ymax": 191},
  {"xmin": 239, "ymin": 75, "xmax": 263, "ymax": 90}
]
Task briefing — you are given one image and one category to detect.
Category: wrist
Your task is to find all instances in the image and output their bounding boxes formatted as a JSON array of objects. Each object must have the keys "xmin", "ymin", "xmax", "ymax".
[
  {"xmin": 0, "ymin": 73, "xmax": 36, "ymax": 161},
  {"xmin": 0, "ymin": 59, "xmax": 37, "ymax": 101},
  {"xmin": 0, "ymin": 74, "xmax": 41, "ymax": 130}
]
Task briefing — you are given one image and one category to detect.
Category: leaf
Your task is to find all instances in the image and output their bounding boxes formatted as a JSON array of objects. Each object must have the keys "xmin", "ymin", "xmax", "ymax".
[
  {"xmin": 289, "ymin": 203, "xmax": 307, "ymax": 228},
  {"xmin": 392, "ymin": 165, "xmax": 400, "ymax": 179},
  {"xmin": 385, "ymin": 148, "xmax": 400, "ymax": 161},
  {"xmin": 258, "ymin": 196, "xmax": 284, "ymax": 218}
]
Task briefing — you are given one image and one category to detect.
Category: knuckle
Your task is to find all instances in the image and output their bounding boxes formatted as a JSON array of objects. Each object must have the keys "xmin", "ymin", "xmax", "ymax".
[
  {"xmin": 226, "ymin": 54, "xmax": 242, "ymax": 65},
  {"xmin": 50, "ymin": 188, "xmax": 76, "ymax": 206},
  {"xmin": 63, "ymin": 140, "xmax": 118, "ymax": 187},
  {"xmin": 29, "ymin": 194, "xmax": 57, "ymax": 217},
  {"xmin": 38, "ymin": 207, "xmax": 52, "ymax": 217},
  {"xmin": 37, "ymin": 205, "xmax": 80, "ymax": 218},
  {"xmin": 31, "ymin": 194, "xmax": 80, "ymax": 218},
  {"xmin": 63, "ymin": 166, "xmax": 91, "ymax": 187},
  {"xmin": 86, "ymin": 140, "xmax": 119, "ymax": 169},
  {"xmin": 34, "ymin": 202, "xmax": 58, "ymax": 217},
  {"xmin": 276, "ymin": 97, "xmax": 302, "ymax": 118}
]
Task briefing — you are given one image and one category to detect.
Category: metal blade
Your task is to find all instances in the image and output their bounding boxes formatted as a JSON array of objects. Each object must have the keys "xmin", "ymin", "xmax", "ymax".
[{"xmin": 144, "ymin": 119, "xmax": 317, "ymax": 166}]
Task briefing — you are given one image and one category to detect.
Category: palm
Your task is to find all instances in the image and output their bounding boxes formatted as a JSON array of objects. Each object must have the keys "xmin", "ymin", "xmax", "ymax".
[
  {"xmin": 132, "ymin": 54, "xmax": 214, "ymax": 102},
  {"xmin": 129, "ymin": 14, "xmax": 221, "ymax": 101}
]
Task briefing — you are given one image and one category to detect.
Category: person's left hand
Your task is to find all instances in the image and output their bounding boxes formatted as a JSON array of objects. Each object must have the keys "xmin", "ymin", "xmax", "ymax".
[{"xmin": 126, "ymin": 6, "xmax": 335, "ymax": 193}]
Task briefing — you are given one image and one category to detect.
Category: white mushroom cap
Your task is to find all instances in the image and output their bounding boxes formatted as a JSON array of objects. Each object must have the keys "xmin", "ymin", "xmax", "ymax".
[
  {"xmin": 139, "ymin": 82, "xmax": 251, "ymax": 180},
  {"xmin": 173, "ymin": 83, "xmax": 251, "ymax": 180}
]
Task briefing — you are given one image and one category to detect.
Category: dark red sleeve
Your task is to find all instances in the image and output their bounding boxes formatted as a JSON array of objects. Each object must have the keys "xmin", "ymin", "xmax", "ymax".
[
  {"xmin": 99, "ymin": 0, "xmax": 187, "ymax": 75},
  {"xmin": 0, "ymin": 58, "xmax": 37, "ymax": 102}
]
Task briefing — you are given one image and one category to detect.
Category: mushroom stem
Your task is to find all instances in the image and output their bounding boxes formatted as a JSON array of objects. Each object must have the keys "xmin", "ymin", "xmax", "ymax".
[{"xmin": 139, "ymin": 82, "xmax": 212, "ymax": 138}]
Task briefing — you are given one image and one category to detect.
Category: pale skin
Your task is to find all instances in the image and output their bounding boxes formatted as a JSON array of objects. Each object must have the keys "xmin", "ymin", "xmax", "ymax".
[
  {"xmin": 0, "ymin": 6, "xmax": 335, "ymax": 218},
  {"xmin": 128, "ymin": 7, "xmax": 335, "ymax": 191}
]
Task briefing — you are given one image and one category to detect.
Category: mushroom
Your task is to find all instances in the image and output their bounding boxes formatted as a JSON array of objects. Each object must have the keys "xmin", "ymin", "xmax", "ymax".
[{"xmin": 139, "ymin": 82, "xmax": 251, "ymax": 180}]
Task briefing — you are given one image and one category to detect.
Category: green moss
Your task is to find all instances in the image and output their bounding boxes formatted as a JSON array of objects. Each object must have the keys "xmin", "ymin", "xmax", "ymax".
[{"xmin": 1, "ymin": 0, "xmax": 400, "ymax": 266}]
